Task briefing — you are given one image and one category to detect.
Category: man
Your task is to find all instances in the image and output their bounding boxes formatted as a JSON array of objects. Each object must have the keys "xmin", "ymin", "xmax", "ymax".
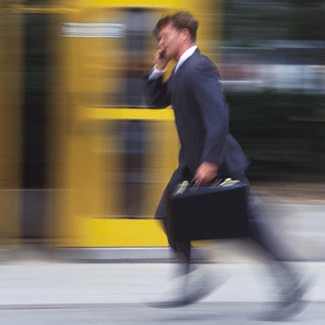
[{"xmin": 145, "ymin": 11, "xmax": 308, "ymax": 320}]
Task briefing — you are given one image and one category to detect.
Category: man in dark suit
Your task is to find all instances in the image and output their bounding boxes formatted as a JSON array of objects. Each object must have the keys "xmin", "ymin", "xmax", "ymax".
[{"xmin": 145, "ymin": 11, "xmax": 309, "ymax": 320}]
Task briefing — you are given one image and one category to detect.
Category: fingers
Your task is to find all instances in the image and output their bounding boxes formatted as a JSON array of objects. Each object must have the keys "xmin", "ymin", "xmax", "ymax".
[
  {"xmin": 192, "ymin": 171, "xmax": 207, "ymax": 183},
  {"xmin": 193, "ymin": 162, "xmax": 218, "ymax": 185},
  {"xmin": 192, "ymin": 174, "xmax": 201, "ymax": 185},
  {"xmin": 192, "ymin": 173, "xmax": 208, "ymax": 185},
  {"xmin": 154, "ymin": 49, "xmax": 168, "ymax": 70}
]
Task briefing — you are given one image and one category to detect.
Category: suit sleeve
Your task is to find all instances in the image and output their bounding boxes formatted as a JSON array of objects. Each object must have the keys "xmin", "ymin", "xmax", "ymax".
[
  {"xmin": 190, "ymin": 58, "xmax": 229, "ymax": 166},
  {"xmin": 144, "ymin": 74, "xmax": 171, "ymax": 108}
]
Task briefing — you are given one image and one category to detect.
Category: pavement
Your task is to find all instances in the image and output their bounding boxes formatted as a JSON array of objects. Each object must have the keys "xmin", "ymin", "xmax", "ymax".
[
  {"xmin": 0, "ymin": 258, "xmax": 323, "ymax": 306},
  {"xmin": 0, "ymin": 255, "xmax": 324, "ymax": 324},
  {"xmin": 0, "ymin": 188, "xmax": 324, "ymax": 324}
]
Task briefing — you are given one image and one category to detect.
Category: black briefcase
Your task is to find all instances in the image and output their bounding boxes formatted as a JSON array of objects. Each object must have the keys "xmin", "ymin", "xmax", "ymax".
[{"xmin": 167, "ymin": 179, "xmax": 249, "ymax": 242}]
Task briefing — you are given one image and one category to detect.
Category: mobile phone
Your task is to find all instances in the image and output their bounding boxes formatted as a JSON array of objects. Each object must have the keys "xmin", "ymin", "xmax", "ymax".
[{"xmin": 159, "ymin": 50, "xmax": 166, "ymax": 59}]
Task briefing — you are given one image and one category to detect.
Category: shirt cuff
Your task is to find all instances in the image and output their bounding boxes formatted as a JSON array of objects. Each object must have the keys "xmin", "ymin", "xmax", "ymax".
[{"xmin": 148, "ymin": 65, "xmax": 166, "ymax": 80}]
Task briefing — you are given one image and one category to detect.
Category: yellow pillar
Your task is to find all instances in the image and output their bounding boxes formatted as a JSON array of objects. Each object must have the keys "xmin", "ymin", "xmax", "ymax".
[{"xmin": 0, "ymin": 2, "xmax": 23, "ymax": 246}]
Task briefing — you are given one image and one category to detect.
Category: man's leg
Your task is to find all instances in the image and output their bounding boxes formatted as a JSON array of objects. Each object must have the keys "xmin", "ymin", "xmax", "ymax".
[
  {"xmin": 246, "ymin": 187, "xmax": 310, "ymax": 320},
  {"xmin": 154, "ymin": 167, "xmax": 193, "ymax": 272},
  {"xmin": 149, "ymin": 170, "xmax": 217, "ymax": 307},
  {"xmin": 248, "ymin": 193, "xmax": 301, "ymax": 286},
  {"xmin": 229, "ymin": 170, "xmax": 310, "ymax": 318},
  {"xmin": 231, "ymin": 172, "xmax": 302, "ymax": 277}
]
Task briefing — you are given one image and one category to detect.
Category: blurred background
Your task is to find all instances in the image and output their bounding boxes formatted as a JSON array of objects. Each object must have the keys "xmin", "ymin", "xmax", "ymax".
[{"xmin": 0, "ymin": 0, "xmax": 324, "ymax": 256}]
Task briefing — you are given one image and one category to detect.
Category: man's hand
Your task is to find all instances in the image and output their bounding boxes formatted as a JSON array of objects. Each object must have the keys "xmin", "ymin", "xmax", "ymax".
[
  {"xmin": 193, "ymin": 162, "xmax": 218, "ymax": 185},
  {"xmin": 153, "ymin": 48, "xmax": 169, "ymax": 70}
]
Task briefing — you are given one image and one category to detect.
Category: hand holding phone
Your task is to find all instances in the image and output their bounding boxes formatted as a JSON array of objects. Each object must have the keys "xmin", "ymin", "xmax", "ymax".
[{"xmin": 154, "ymin": 48, "xmax": 168, "ymax": 70}]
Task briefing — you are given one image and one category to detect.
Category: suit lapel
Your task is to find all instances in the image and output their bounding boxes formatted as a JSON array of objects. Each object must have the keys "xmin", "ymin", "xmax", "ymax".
[
  {"xmin": 168, "ymin": 48, "xmax": 201, "ymax": 93},
  {"xmin": 173, "ymin": 48, "xmax": 200, "ymax": 76}
]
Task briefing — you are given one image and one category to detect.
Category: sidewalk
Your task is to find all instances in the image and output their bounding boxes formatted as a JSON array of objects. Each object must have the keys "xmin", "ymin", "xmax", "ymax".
[
  {"xmin": 0, "ymin": 183, "xmax": 324, "ymax": 308},
  {"xmin": 0, "ymin": 254, "xmax": 324, "ymax": 307}
]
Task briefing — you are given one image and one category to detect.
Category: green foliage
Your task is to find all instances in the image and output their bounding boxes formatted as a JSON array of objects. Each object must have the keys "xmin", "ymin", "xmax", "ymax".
[{"xmin": 227, "ymin": 91, "xmax": 325, "ymax": 180}]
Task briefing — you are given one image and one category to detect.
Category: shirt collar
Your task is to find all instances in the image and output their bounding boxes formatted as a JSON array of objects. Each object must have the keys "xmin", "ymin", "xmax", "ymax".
[{"xmin": 174, "ymin": 46, "xmax": 198, "ymax": 73}]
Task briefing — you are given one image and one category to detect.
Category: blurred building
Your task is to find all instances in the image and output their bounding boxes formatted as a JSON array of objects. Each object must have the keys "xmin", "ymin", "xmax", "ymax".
[{"xmin": 0, "ymin": 0, "xmax": 324, "ymax": 252}]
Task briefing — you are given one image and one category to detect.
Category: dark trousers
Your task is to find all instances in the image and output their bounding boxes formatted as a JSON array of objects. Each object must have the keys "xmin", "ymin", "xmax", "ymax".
[{"xmin": 155, "ymin": 169, "xmax": 301, "ymax": 286}]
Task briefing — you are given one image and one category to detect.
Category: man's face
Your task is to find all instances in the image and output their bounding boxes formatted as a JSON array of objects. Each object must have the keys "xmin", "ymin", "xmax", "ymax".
[{"xmin": 156, "ymin": 23, "xmax": 184, "ymax": 61}]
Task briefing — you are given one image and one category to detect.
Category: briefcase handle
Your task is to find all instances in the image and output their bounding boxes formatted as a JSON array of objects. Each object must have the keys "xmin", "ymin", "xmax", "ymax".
[{"xmin": 175, "ymin": 178, "xmax": 241, "ymax": 195}]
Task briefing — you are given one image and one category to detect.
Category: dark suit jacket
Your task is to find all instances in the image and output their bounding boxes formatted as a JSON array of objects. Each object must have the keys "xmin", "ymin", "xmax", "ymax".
[{"xmin": 146, "ymin": 49, "xmax": 249, "ymax": 218}]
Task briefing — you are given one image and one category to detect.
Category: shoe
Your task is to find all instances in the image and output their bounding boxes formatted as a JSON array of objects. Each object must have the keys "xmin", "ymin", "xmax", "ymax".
[
  {"xmin": 254, "ymin": 278, "xmax": 310, "ymax": 321},
  {"xmin": 146, "ymin": 284, "xmax": 210, "ymax": 308},
  {"xmin": 147, "ymin": 267, "xmax": 227, "ymax": 308}
]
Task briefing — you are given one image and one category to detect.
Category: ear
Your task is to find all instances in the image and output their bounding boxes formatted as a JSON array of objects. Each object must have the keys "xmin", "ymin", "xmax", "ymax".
[{"xmin": 182, "ymin": 28, "xmax": 191, "ymax": 41}]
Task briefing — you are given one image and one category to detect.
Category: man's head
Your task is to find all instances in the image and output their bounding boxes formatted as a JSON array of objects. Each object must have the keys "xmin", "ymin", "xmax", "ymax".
[{"xmin": 153, "ymin": 11, "xmax": 199, "ymax": 62}]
